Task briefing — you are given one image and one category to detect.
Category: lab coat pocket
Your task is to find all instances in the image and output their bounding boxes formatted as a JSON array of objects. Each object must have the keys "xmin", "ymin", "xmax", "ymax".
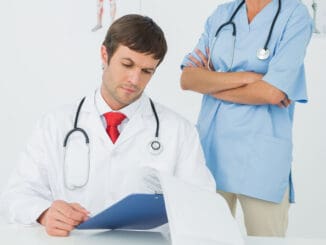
[{"xmin": 247, "ymin": 135, "xmax": 292, "ymax": 198}]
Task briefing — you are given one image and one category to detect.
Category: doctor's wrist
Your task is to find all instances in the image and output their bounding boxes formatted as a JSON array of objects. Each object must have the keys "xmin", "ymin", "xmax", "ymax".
[{"xmin": 37, "ymin": 208, "xmax": 49, "ymax": 226}]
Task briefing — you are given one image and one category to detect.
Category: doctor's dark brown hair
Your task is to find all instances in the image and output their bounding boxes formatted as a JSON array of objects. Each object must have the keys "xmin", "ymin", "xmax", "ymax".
[{"xmin": 102, "ymin": 14, "xmax": 167, "ymax": 66}]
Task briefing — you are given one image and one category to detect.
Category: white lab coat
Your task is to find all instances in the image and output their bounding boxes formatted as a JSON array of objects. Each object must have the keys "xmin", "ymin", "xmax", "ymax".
[{"xmin": 0, "ymin": 91, "xmax": 215, "ymax": 224}]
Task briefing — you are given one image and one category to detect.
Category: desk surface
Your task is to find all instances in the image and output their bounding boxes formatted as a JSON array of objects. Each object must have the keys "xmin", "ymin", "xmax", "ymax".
[{"xmin": 0, "ymin": 225, "xmax": 325, "ymax": 245}]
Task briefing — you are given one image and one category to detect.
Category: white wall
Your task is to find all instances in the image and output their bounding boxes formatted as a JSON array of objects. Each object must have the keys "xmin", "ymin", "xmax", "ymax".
[
  {"xmin": 0, "ymin": 0, "xmax": 325, "ymax": 237},
  {"xmin": 289, "ymin": 36, "xmax": 326, "ymax": 238}
]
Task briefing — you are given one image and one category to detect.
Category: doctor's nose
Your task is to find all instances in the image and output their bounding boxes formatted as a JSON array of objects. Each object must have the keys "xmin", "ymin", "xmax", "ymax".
[{"xmin": 128, "ymin": 70, "xmax": 142, "ymax": 85}]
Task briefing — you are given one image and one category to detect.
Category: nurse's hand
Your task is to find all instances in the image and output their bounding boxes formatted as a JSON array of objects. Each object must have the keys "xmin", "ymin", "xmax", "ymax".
[
  {"xmin": 186, "ymin": 48, "xmax": 214, "ymax": 71},
  {"xmin": 37, "ymin": 200, "xmax": 90, "ymax": 237},
  {"xmin": 277, "ymin": 95, "xmax": 291, "ymax": 108},
  {"xmin": 186, "ymin": 49, "xmax": 263, "ymax": 83}
]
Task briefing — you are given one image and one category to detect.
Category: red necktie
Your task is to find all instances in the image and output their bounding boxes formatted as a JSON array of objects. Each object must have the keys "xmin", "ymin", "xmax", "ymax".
[{"xmin": 103, "ymin": 112, "xmax": 126, "ymax": 143}]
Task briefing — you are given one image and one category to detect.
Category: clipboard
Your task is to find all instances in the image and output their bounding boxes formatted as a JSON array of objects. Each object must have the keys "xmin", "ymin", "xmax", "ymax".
[{"xmin": 76, "ymin": 194, "xmax": 168, "ymax": 230}]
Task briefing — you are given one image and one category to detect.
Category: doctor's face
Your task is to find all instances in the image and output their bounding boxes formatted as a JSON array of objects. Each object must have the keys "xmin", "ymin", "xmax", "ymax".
[{"xmin": 100, "ymin": 45, "xmax": 159, "ymax": 110}]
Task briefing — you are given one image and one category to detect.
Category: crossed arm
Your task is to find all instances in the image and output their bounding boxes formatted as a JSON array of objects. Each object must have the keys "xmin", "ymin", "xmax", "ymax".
[{"xmin": 180, "ymin": 49, "xmax": 291, "ymax": 107}]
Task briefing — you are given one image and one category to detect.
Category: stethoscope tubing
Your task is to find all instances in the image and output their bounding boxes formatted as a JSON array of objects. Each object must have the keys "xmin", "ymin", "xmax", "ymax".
[
  {"xmin": 209, "ymin": 0, "xmax": 281, "ymax": 68},
  {"xmin": 63, "ymin": 97, "xmax": 89, "ymax": 147},
  {"xmin": 214, "ymin": 0, "xmax": 245, "ymax": 37},
  {"xmin": 264, "ymin": 0, "xmax": 281, "ymax": 51},
  {"xmin": 149, "ymin": 98, "xmax": 159, "ymax": 138},
  {"xmin": 62, "ymin": 96, "xmax": 162, "ymax": 190},
  {"xmin": 64, "ymin": 96, "xmax": 160, "ymax": 147}
]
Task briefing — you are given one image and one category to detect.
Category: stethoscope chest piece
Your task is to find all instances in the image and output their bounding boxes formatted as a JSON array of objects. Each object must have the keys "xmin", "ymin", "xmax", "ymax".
[
  {"xmin": 257, "ymin": 48, "xmax": 270, "ymax": 60},
  {"xmin": 148, "ymin": 138, "xmax": 163, "ymax": 155}
]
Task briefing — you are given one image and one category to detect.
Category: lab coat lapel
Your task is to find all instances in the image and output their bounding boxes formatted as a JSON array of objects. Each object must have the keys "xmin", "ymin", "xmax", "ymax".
[
  {"xmin": 114, "ymin": 95, "xmax": 150, "ymax": 147},
  {"xmin": 80, "ymin": 91, "xmax": 152, "ymax": 148},
  {"xmin": 80, "ymin": 91, "xmax": 113, "ymax": 147}
]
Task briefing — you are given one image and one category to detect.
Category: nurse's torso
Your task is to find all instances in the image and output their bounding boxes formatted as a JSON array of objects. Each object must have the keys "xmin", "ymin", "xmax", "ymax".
[{"xmin": 198, "ymin": 0, "xmax": 299, "ymax": 202}]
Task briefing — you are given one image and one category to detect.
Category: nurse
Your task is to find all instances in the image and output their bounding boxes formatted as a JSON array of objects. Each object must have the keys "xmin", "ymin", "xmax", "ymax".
[
  {"xmin": 180, "ymin": 0, "xmax": 312, "ymax": 237},
  {"xmin": 0, "ymin": 14, "xmax": 215, "ymax": 236}
]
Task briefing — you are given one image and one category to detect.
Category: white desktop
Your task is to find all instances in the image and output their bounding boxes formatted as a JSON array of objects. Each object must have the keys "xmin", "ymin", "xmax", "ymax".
[{"xmin": 0, "ymin": 223, "xmax": 325, "ymax": 245}]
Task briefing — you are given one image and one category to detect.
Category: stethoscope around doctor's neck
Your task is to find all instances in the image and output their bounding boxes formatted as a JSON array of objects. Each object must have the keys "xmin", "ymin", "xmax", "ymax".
[
  {"xmin": 208, "ymin": 0, "xmax": 281, "ymax": 70},
  {"xmin": 62, "ymin": 96, "xmax": 163, "ymax": 190}
]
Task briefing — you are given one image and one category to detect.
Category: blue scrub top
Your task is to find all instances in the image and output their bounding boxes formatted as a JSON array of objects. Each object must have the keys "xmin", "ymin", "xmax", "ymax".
[{"xmin": 182, "ymin": 0, "xmax": 312, "ymax": 203}]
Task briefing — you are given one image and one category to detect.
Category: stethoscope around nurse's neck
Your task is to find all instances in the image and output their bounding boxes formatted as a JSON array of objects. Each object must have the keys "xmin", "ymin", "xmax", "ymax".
[
  {"xmin": 208, "ymin": 0, "xmax": 281, "ymax": 71},
  {"xmin": 62, "ymin": 96, "xmax": 163, "ymax": 190}
]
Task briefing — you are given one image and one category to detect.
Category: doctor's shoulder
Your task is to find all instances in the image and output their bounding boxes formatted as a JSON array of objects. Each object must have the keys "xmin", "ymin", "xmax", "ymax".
[{"xmin": 30, "ymin": 102, "xmax": 80, "ymax": 142}]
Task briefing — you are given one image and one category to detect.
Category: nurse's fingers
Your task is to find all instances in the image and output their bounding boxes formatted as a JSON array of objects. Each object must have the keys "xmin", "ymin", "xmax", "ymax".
[
  {"xmin": 277, "ymin": 102, "xmax": 284, "ymax": 108},
  {"xmin": 206, "ymin": 47, "xmax": 210, "ymax": 57},
  {"xmin": 186, "ymin": 62, "xmax": 195, "ymax": 67},
  {"xmin": 285, "ymin": 97, "xmax": 291, "ymax": 106},
  {"xmin": 188, "ymin": 55, "xmax": 203, "ymax": 67},
  {"xmin": 206, "ymin": 47, "xmax": 214, "ymax": 71},
  {"xmin": 277, "ymin": 97, "xmax": 291, "ymax": 108},
  {"xmin": 195, "ymin": 49, "xmax": 208, "ymax": 67},
  {"xmin": 281, "ymin": 96, "xmax": 291, "ymax": 107}
]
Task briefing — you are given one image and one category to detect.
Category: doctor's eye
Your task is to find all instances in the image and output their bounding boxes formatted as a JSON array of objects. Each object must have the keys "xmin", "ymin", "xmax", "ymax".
[
  {"xmin": 122, "ymin": 63, "xmax": 133, "ymax": 68},
  {"xmin": 141, "ymin": 69, "xmax": 154, "ymax": 75}
]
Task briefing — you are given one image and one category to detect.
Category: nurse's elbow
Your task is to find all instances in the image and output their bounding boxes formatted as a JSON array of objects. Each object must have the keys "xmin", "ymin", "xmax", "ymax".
[{"xmin": 180, "ymin": 70, "xmax": 190, "ymax": 90}]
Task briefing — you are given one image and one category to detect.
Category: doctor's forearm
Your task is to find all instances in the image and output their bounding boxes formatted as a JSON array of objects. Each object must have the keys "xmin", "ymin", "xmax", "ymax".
[
  {"xmin": 211, "ymin": 80, "xmax": 286, "ymax": 105},
  {"xmin": 180, "ymin": 67, "xmax": 262, "ymax": 94}
]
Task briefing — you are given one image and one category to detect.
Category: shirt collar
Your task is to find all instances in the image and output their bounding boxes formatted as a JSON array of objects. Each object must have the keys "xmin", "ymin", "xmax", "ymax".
[{"xmin": 95, "ymin": 88, "xmax": 143, "ymax": 120}]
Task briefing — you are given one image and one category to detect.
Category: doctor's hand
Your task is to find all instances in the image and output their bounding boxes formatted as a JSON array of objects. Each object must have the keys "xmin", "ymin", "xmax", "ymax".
[
  {"xmin": 186, "ymin": 48, "xmax": 215, "ymax": 71},
  {"xmin": 37, "ymin": 200, "xmax": 90, "ymax": 237}
]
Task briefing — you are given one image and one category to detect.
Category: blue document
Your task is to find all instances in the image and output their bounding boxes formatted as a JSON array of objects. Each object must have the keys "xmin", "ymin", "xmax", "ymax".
[{"xmin": 77, "ymin": 194, "xmax": 168, "ymax": 230}]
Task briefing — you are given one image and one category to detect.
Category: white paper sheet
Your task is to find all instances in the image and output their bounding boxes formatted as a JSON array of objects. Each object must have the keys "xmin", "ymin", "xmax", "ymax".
[{"xmin": 158, "ymin": 173, "xmax": 244, "ymax": 245}]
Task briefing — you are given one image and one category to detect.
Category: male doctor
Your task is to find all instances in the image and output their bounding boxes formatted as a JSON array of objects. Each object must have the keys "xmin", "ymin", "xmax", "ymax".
[{"xmin": 0, "ymin": 14, "xmax": 215, "ymax": 236}]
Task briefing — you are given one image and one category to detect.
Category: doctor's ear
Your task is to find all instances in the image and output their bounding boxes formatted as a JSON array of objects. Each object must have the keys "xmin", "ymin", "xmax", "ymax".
[{"xmin": 101, "ymin": 45, "xmax": 109, "ymax": 67}]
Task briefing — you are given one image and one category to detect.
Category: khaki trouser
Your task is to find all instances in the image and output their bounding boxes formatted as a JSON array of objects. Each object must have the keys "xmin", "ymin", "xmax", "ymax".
[{"xmin": 217, "ymin": 189, "xmax": 290, "ymax": 237}]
